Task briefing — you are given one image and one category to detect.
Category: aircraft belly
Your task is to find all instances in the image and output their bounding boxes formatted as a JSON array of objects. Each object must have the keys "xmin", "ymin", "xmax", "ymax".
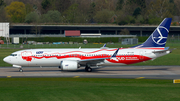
[{"xmin": 102, "ymin": 61, "xmax": 126, "ymax": 66}]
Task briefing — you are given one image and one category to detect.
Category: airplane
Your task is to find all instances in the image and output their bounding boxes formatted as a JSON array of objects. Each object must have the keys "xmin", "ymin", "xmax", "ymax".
[{"xmin": 3, "ymin": 18, "xmax": 172, "ymax": 72}]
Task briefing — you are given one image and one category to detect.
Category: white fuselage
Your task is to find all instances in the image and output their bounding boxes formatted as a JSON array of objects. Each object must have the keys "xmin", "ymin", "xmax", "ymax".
[{"xmin": 3, "ymin": 48, "xmax": 170, "ymax": 67}]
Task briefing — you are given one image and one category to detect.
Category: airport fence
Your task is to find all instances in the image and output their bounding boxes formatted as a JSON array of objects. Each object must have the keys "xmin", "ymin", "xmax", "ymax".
[
  {"xmin": 0, "ymin": 35, "xmax": 180, "ymax": 49},
  {"xmin": 0, "ymin": 43, "xmax": 125, "ymax": 49}
]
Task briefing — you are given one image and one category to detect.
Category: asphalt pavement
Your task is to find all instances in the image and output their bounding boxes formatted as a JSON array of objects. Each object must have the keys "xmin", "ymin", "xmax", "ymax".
[{"xmin": 0, "ymin": 66, "xmax": 180, "ymax": 79}]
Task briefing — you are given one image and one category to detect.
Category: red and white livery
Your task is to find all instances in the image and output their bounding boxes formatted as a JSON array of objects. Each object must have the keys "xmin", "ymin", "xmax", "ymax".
[{"xmin": 3, "ymin": 18, "xmax": 172, "ymax": 72}]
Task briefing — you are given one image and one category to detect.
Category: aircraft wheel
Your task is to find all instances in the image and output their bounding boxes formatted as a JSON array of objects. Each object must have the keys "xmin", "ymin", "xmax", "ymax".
[
  {"xmin": 85, "ymin": 67, "xmax": 92, "ymax": 72},
  {"xmin": 19, "ymin": 69, "xmax": 23, "ymax": 72},
  {"xmin": 85, "ymin": 64, "xmax": 92, "ymax": 72},
  {"xmin": 87, "ymin": 67, "xmax": 92, "ymax": 72}
]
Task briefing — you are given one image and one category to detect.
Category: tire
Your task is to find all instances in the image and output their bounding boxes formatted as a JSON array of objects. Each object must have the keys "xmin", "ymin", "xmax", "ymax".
[
  {"xmin": 87, "ymin": 68, "xmax": 92, "ymax": 72},
  {"xmin": 19, "ymin": 69, "xmax": 23, "ymax": 72}
]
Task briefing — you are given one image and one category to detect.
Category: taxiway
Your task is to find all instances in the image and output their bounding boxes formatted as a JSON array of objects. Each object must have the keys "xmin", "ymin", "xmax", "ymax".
[{"xmin": 0, "ymin": 66, "xmax": 180, "ymax": 79}]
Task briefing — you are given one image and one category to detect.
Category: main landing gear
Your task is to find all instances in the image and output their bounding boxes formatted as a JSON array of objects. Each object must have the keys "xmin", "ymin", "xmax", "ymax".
[
  {"xmin": 85, "ymin": 64, "xmax": 92, "ymax": 72},
  {"xmin": 19, "ymin": 68, "xmax": 23, "ymax": 72}
]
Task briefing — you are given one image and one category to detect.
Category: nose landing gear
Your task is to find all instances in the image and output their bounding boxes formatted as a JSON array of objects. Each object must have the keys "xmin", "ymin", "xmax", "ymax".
[{"xmin": 19, "ymin": 68, "xmax": 23, "ymax": 72}]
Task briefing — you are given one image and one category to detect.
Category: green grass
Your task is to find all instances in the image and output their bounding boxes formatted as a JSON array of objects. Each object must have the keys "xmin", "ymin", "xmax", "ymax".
[
  {"xmin": 0, "ymin": 42, "xmax": 180, "ymax": 101},
  {"xmin": 0, "ymin": 78, "xmax": 179, "ymax": 101}
]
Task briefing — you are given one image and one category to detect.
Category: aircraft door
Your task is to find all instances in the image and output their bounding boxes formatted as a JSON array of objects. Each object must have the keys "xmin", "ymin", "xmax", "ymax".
[
  {"xmin": 21, "ymin": 51, "xmax": 32, "ymax": 66},
  {"xmin": 16, "ymin": 54, "xmax": 21, "ymax": 63}
]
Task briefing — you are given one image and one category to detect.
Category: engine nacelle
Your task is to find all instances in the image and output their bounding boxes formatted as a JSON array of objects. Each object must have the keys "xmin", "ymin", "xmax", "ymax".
[{"xmin": 60, "ymin": 60, "xmax": 79, "ymax": 70}]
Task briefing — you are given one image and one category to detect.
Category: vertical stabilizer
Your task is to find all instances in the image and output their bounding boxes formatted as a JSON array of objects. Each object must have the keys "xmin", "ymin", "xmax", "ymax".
[{"xmin": 133, "ymin": 18, "xmax": 172, "ymax": 48}]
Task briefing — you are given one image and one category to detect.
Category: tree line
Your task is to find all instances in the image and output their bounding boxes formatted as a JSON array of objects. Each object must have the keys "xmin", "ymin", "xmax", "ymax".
[{"xmin": 0, "ymin": 0, "xmax": 179, "ymax": 25}]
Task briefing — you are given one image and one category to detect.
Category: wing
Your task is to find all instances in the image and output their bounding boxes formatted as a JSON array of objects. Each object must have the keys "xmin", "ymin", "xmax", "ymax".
[{"xmin": 78, "ymin": 48, "xmax": 119, "ymax": 65}]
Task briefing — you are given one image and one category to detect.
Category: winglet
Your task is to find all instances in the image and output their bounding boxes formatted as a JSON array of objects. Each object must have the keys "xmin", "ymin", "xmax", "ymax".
[
  {"xmin": 100, "ymin": 43, "xmax": 109, "ymax": 49},
  {"xmin": 111, "ymin": 48, "xmax": 119, "ymax": 58},
  {"xmin": 103, "ymin": 43, "xmax": 106, "ymax": 47}
]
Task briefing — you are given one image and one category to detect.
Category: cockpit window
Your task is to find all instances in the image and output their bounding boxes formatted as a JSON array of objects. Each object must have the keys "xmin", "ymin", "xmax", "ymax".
[{"xmin": 10, "ymin": 54, "xmax": 17, "ymax": 56}]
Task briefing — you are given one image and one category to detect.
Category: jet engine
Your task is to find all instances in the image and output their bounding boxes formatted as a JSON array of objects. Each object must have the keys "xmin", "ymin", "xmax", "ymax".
[{"xmin": 60, "ymin": 60, "xmax": 79, "ymax": 70}]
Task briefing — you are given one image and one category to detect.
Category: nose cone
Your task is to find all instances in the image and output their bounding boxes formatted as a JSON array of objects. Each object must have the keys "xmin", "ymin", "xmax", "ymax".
[{"xmin": 3, "ymin": 56, "xmax": 9, "ymax": 63}]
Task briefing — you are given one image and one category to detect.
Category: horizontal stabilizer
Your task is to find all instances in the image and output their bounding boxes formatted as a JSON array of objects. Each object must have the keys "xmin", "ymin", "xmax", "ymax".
[{"xmin": 152, "ymin": 48, "xmax": 175, "ymax": 53}]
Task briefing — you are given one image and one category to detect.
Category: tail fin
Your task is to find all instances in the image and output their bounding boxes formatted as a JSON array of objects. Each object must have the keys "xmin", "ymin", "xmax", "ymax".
[{"xmin": 133, "ymin": 18, "xmax": 172, "ymax": 48}]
